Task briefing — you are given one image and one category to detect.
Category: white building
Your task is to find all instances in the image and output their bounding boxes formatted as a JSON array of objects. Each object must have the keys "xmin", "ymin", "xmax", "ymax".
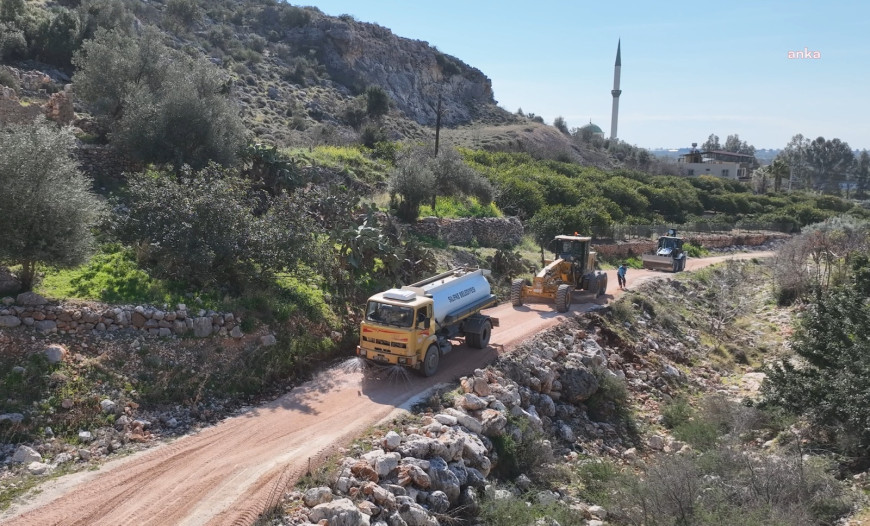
[{"xmin": 678, "ymin": 150, "xmax": 756, "ymax": 181}]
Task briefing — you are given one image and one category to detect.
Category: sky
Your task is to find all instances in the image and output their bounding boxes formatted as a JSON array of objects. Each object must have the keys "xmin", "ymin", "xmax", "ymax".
[{"xmin": 301, "ymin": 0, "xmax": 869, "ymax": 150}]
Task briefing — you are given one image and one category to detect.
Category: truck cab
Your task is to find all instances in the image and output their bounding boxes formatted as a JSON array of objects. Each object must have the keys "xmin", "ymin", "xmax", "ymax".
[{"xmin": 360, "ymin": 290, "xmax": 433, "ymax": 369}]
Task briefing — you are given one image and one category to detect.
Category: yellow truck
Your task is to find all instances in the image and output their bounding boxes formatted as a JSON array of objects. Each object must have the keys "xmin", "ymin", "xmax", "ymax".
[{"xmin": 356, "ymin": 268, "xmax": 499, "ymax": 376}]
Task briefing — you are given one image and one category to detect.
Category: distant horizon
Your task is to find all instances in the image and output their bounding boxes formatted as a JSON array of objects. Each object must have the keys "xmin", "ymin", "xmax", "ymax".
[{"xmin": 302, "ymin": 0, "xmax": 870, "ymax": 151}]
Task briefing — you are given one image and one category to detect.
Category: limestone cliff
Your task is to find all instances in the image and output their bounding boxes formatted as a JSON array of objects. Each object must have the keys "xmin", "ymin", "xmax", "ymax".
[{"xmin": 281, "ymin": 13, "xmax": 498, "ymax": 127}]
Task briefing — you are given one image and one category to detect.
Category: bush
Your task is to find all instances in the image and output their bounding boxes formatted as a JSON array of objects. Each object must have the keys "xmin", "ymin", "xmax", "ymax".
[
  {"xmin": 609, "ymin": 446, "xmax": 854, "ymax": 526},
  {"xmin": 0, "ymin": 67, "xmax": 18, "ymax": 91},
  {"xmin": 683, "ymin": 242, "xmax": 709, "ymax": 258},
  {"xmin": 661, "ymin": 397, "xmax": 692, "ymax": 429},
  {"xmin": 365, "ymin": 85, "xmax": 389, "ymax": 118},
  {"xmin": 478, "ymin": 496, "xmax": 585, "ymax": 526},
  {"xmin": 113, "ymin": 165, "xmax": 313, "ymax": 291},
  {"xmin": 762, "ymin": 280, "xmax": 870, "ymax": 456},
  {"xmin": 0, "ymin": 119, "xmax": 104, "ymax": 290},
  {"xmin": 166, "ymin": 0, "xmax": 201, "ymax": 26}
]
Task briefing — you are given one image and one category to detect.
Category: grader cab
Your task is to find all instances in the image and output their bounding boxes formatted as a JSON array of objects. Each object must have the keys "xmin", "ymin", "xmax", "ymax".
[{"xmin": 510, "ymin": 235, "xmax": 608, "ymax": 312}]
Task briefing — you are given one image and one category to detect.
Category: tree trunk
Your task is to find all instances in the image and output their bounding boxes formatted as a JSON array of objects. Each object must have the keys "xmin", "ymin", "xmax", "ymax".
[{"xmin": 19, "ymin": 260, "xmax": 36, "ymax": 291}]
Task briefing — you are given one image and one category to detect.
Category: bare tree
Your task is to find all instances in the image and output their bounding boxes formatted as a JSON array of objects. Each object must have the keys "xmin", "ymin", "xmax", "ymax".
[{"xmin": 706, "ymin": 260, "xmax": 755, "ymax": 336}]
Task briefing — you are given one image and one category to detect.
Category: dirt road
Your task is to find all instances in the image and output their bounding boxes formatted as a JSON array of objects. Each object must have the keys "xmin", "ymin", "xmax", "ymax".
[{"xmin": 1, "ymin": 251, "xmax": 772, "ymax": 526}]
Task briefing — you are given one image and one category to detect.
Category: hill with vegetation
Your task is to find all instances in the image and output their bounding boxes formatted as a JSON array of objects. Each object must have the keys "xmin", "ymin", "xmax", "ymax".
[{"xmin": 3, "ymin": 1, "xmax": 870, "ymax": 521}]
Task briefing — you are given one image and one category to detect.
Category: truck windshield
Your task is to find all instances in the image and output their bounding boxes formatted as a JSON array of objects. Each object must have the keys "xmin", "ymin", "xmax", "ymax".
[{"xmin": 366, "ymin": 301, "xmax": 414, "ymax": 328}]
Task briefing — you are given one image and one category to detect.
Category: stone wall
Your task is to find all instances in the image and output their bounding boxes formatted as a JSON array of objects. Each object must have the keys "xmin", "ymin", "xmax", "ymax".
[
  {"xmin": 593, "ymin": 232, "xmax": 789, "ymax": 259},
  {"xmin": 0, "ymin": 66, "xmax": 73, "ymax": 127},
  {"xmin": 0, "ymin": 293, "xmax": 242, "ymax": 339},
  {"xmin": 410, "ymin": 216, "xmax": 523, "ymax": 248}
]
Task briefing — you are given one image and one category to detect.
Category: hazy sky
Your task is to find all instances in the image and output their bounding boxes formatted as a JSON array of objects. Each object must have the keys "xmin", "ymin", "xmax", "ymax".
[{"xmin": 302, "ymin": 0, "xmax": 869, "ymax": 150}]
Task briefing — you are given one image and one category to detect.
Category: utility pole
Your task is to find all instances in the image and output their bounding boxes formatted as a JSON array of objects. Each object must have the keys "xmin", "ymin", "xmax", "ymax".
[{"xmin": 434, "ymin": 91, "xmax": 443, "ymax": 157}]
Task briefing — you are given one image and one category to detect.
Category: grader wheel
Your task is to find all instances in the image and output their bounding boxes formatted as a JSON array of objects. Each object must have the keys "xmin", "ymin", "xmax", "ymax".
[
  {"xmin": 510, "ymin": 279, "xmax": 524, "ymax": 307},
  {"xmin": 554, "ymin": 284, "xmax": 572, "ymax": 313},
  {"xmin": 597, "ymin": 273, "xmax": 608, "ymax": 297}
]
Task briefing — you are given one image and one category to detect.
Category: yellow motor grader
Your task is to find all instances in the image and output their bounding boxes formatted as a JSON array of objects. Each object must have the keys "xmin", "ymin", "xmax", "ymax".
[{"xmin": 510, "ymin": 235, "xmax": 607, "ymax": 312}]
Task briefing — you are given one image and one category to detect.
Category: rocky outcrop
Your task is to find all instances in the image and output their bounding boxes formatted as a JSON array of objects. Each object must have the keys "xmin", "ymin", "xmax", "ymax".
[
  {"xmin": 411, "ymin": 216, "xmax": 523, "ymax": 248},
  {"xmin": 0, "ymin": 267, "xmax": 22, "ymax": 296},
  {"xmin": 44, "ymin": 85, "xmax": 75, "ymax": 125},
  {"xmin": 0, "ymin": 66, "xmax": 74, "ymax": 126},
  {"xmin": 281, "ymin": 15, "xmax": 495, "ymax": 126}
]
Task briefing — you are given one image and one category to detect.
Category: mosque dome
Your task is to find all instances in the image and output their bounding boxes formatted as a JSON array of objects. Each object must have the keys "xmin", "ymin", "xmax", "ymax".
[{"xmin": 579, "ymin": 121, "xmax": 605, "ymax": 138}]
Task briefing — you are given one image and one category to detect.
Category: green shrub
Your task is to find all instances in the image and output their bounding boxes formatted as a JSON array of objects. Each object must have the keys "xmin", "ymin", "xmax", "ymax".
[
  {"xmin": 609, "ymin": 299, "xmax": 635, "ymax": 325},
  {"xmin": 113, "ymin": 166, "xmax": 315, "ymax": 292},
  {"xmin": 683, "ymin": 242, "xmax": 709, "ymax": 258},
  {"xmin": 661, "ymin": 397, "xmax": 692, "ymax": 429},
  {"xmin": 673, "ymin": 418, "xmax": 720, "ymax": 450},
  {"xmin": 491, "ymin": 415, "xmax": 554, "ymax": 480},
  {"xmin": 0, "ymin": 68, "xmax": 18, "ymax": 91},
  {"xmin": 575, "ymin": 458, "xmax": 620, "ymax": 502},
  {"xmin": 762, "ymin": 281, "xmax": 870, "ymax": 456}
]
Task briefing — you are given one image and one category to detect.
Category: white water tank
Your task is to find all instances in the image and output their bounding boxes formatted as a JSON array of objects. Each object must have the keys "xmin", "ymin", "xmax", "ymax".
[{"xmin": 405, "ymin": 269, "xmax": 492, "ymax": 325}]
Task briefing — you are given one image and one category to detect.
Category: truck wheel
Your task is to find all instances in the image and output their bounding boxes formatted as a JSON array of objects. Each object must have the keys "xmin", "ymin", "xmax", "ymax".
[
  {"xmin": 510, "ymin": 279, "xmax": 524, "ymax": 307},
  {"xmin": 421, "ymin": 345, "xmax": 440, "ymax": 377},
  {"xmin": 673, "ymin": 259, "xmax": 680, "ymax": 273},
  {"xmin": 555, "ymin": 284, "xmax": 572, "ymax": 313},
  {"xmin": 681, "ymin": 258, "xmax": 687, "ymax": 271},
  {"xmin": 597, "ymin": 273, "xmax": 608, "ymax": 297},
  {"xmin": 469, "ymin": 321, "xmax": 491, "ymax": 349}
]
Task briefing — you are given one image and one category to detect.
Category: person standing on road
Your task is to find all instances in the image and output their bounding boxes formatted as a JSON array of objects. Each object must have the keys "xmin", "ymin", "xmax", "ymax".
[{"xmin": 617, "ymin": 263, "xmax": 627, "ymax": 289}]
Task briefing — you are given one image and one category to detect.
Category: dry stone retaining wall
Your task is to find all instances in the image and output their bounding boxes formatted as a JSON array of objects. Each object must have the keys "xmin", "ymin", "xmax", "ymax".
[
  {"xmin": 0, "ymin": 292, "xmax": 242, "ymax": 339},
  {"xmin": 411, "ymin": 216, "xmax": 523, "ymax": 248},
  {"xmin": 593, "ymin": 231, "xmax": 789, "ymax": 259}
]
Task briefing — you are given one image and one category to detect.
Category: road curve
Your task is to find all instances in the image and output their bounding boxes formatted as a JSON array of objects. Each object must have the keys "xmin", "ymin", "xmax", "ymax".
[{"xmin": 1, "ymin": 251, "xmax": 772, "ymax": 526}]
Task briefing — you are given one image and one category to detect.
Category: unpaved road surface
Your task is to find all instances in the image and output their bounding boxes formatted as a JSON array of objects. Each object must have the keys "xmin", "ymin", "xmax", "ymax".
[{"xmin": 2, "ymin": 252, "xmax": 772, "ymax": 526}]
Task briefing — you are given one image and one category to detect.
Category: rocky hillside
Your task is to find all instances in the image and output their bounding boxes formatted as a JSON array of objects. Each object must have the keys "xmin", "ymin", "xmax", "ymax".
[
  {"xmin": 270, "ymin": 261, "xmax": 866, "ymax": 525},
  {"xmin": 278, "ymin": 12, "xmax": 497, "ymax": 128},
  {"xmin": 0, "ymin": 0, "xmax": 624, "ymax": 164}
]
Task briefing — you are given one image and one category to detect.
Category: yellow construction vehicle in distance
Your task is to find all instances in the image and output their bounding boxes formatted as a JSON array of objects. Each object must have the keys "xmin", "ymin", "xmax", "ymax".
[{"xmin": 511, "ymin": 235, "xmax": 607, "ymax": 313}]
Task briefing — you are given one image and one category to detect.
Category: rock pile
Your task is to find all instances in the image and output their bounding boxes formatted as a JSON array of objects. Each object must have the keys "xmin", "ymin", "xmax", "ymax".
[
  {"xmin": 280, "ymin": 321, "xmax": 664, "ymax": 525},
  {"xmin": 0, "ymin": 292, "xmax": 242, "ymax": 339},
  {"xmin": 411, "ymin": 217, "xmax": 523, "ymax": 248}
]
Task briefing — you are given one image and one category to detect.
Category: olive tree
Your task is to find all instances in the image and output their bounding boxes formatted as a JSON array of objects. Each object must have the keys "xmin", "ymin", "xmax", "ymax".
[
  {"xmin": 388, "ymin": 143, "xmax": 492, "ymax": 222},
  {"xmin": 0, "ymin": 119, "xmax": 104, "ymax": 290},
  {"xmin": 73, "ymin": 27, "xmax": 244, "ymax": 169},
  {"xmin": 389, "ymin": 144, "xmax": 434, "ymax": 222},
  {"xmin": 113, "ymin": 164, "xmax": 312, "ymax": 291}
]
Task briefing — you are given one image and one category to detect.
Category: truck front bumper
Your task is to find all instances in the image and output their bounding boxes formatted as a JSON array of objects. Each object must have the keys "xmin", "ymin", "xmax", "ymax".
[{"xmin": 357, "ymin": 346, "xmax": 419, "ymax": 368}]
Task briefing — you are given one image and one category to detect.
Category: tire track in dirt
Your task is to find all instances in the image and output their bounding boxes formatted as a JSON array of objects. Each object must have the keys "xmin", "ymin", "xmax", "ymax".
[{"xmin": 1, "ymin": 252, "xmax": 772, "ymax": 525}]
